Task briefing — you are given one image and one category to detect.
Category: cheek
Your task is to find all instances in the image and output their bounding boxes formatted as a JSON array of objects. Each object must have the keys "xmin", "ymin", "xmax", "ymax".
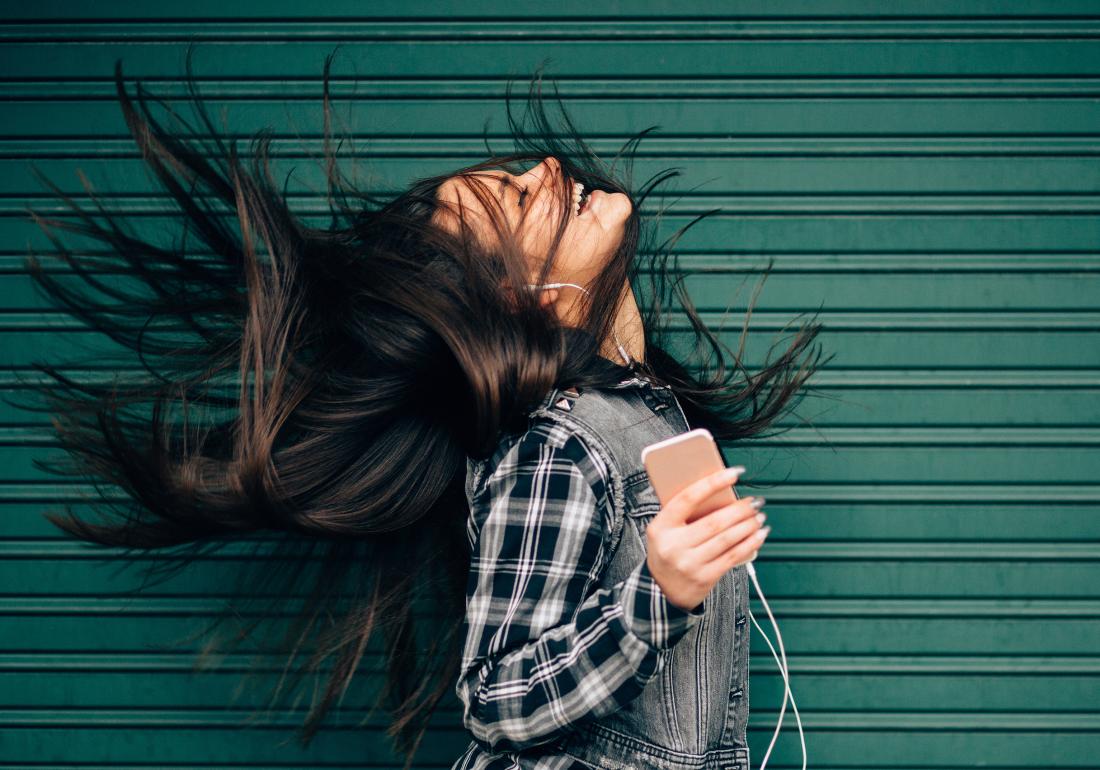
[
  {"xmin": 525, "ymin": 197, "xmax": 574, "ymax": 247},
  {"xmin": 559, "ymin": 224, "xmax": 609, "ymax": 274}
]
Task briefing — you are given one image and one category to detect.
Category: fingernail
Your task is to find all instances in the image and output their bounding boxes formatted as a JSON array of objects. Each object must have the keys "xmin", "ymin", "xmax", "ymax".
[
  {"xmin": 755, "ymin": 525, "xmax": 771, "ymax": 541},
  {"xmin": 750, "ymin": 496, "xmax": 766, "ymax": 509},
  {"xmin": 755, "ymin": 512, "xmax": 767, "ymax": 526},
  {"xmin": 725, "ymin": 465, "xmax": 745, "ymax": 478}
]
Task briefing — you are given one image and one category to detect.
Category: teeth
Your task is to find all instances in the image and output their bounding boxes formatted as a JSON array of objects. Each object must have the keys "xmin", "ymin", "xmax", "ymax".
[{"xmin": 572, "ymin": 181, "xmax": 586, "ymax": 216}]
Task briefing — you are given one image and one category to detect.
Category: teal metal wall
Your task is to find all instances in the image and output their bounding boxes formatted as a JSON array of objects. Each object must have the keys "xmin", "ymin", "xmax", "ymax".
[{"xmin": 1, "ymin": 2, "xmax": 1098, "ymax": 767}]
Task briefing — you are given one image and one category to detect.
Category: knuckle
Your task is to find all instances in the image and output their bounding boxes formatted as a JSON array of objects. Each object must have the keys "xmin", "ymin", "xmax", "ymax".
[
  {"xmin": 697, "ymin": 471, "xmax": 724, "ymax": 496},
  {"xmin": 687, "ymin": 484, "xmax": 707, "ymax": 505},
  {"xmin": 646, "ymin": 532, "xmax": 661, "ymax": 553},
  {"xmin": 706, "ymin": 514, "xmax": 724, "ymax": 537},
  {"xmin": 652, "ymin": 538, "xmax": 673, "ymax": 563},
  {"xmin": 731, "ymin": 541, "xmax": 752, "ymax": 562},
  {"xmin": 711, "ymin": 503, "xmax": 732, "ymax": 527},
  {"xmin": 726, "ymin": 520, "xmax": 748, "ymax": 543}
]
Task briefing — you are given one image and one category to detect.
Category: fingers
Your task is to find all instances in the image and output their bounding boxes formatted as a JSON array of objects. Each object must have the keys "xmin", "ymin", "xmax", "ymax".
[
  {"xmin": 665, "ymin": 465, "xmax": 744, "ymax": 524},
  {"xmin": 681, "ymin": 496, "xmax": 765, "ymax": 548},
  {"xmin": 690, "ymin": 505, "xmax": 767, "ymax": 564},
  {"xmin": 710, "ymin": 524, "xmax": 771, "ymax": 574}
]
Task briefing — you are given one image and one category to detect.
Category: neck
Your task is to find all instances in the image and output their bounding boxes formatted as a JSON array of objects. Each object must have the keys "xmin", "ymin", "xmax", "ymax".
[
  {"xmin": 601, "ymin": 278, "xmax": 646, "ymax": 366},
  {"xmin": 544, "ymin": 275, "xmax": 645, "ymax": 367}
]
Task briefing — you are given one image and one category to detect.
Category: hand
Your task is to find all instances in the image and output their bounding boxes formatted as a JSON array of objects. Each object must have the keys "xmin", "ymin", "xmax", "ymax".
[{"xmin": 645, "ymin": 466, "xmax": 770, "ymax": 612}]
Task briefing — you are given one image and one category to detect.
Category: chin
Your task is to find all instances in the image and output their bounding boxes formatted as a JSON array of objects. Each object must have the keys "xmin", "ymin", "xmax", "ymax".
[{"xmin": 601, "ymin": 191, "xmax": 632, "ymax": 225}]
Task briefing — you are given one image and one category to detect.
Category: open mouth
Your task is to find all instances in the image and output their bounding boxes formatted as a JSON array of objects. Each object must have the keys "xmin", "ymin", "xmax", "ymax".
[{"xmin": 572, "ymin": 180, "xmax": 593, "ymax": 216}]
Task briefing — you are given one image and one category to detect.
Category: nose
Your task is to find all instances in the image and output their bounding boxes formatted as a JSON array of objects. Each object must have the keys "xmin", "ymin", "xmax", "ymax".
[
  {"xmin": 536, "ymin": 155, "xmax": 563, "ymax": 193},
  {"xmin": 538, "ymin": 156, "xmax": 562, "ymax": 190}
]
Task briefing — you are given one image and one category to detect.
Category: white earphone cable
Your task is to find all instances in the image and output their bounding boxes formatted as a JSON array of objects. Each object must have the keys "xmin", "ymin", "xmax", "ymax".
[
  {"xmin": 530, "ymin": 280, "xmax": 803, "ymax": 766},
  {"xmin": 746, "ymin": 560, "xmax": 807, "ymax": 770},
  {"xmin": 525, "ymin": 282, "xmax": 634, "ymax": 367}
]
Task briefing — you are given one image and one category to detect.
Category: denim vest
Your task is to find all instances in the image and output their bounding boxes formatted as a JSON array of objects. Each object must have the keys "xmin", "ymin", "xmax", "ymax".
[{"xmin": 526, "ymin": 375, "xmax": 751, "ymax": 770}]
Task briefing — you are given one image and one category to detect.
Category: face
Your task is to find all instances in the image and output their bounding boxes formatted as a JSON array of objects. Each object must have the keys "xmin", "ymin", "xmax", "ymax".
[{"xmin": 432, "ymin": 156, "xmax": 632, "ymax": 291}]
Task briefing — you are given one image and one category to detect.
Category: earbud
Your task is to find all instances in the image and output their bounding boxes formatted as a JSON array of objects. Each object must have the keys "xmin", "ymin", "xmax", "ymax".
[
  {"xmin": 527, "ymin": 282, "xmax": 579, "ymax": 291},
  {"xmin": 525, "ymin": 282, "xmax": 634, "ymax": 367}
]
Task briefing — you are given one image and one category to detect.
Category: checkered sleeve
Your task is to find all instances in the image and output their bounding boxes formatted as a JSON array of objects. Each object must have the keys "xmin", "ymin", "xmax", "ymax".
[{"xmin": 456, "ymin": 421, "xmax": 705, "ymax": 754}]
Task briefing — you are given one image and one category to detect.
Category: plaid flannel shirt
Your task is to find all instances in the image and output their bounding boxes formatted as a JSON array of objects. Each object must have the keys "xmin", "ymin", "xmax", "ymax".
[{"xmin": 452, "ymin": 412, "xmax": 705, "ymax": 769}]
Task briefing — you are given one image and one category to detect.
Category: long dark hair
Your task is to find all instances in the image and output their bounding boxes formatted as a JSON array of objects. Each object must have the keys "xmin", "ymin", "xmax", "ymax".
[{"xmin": 11, "ymin": 45, "xmax": 829, "ymax": 767}]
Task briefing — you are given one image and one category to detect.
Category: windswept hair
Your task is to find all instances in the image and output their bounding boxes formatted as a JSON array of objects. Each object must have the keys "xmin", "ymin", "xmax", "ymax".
[{"xmin": 11, "ymin": 45, "xmax": 829, "ymax": 767}]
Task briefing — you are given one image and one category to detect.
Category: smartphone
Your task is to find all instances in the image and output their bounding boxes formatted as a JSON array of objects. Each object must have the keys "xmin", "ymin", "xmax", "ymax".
[{"xmin": 641, "ymin": 428, "xmax": 739, "ymax": 524}]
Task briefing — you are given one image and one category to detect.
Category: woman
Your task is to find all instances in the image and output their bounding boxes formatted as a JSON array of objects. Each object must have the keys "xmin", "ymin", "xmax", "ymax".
[{"xmin": 17, "ymin": 49, "xmax": 826, "ymax": 770}]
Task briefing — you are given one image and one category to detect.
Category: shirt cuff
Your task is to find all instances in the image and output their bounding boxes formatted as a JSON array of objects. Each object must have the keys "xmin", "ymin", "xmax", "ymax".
[{"xmin": 616, "ymin": 558, "xmax": 706, "ymax": 650}]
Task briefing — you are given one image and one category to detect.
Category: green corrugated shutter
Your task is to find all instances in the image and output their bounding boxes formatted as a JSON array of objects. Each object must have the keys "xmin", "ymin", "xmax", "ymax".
[{"xmin": 2, "ymin": 2, "xmax": 1098, "ymax": 767}]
